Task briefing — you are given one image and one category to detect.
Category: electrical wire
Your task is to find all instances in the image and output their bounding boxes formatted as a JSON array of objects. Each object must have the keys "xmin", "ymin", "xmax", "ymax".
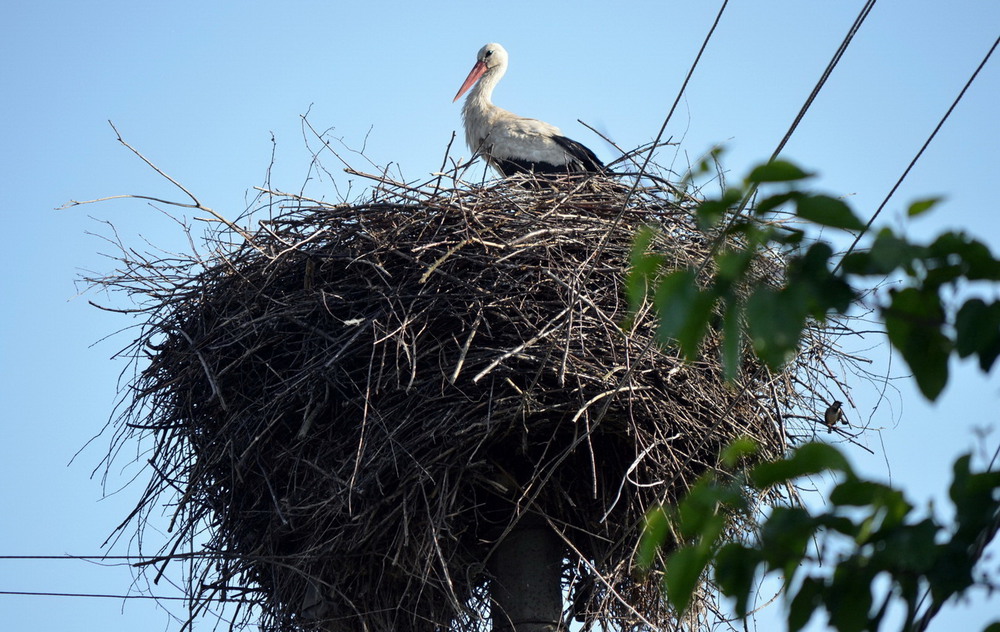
[
  {"xmin": 634, "ymin": 0, "xmax": 730, "ymax": 181},
  {"xmin": 836, "ymin": 33, "xmax": 1000, "ymax": 269},
  {"xmin": 0, "ymin": 590, "xmax": 228, "ymax": 602},
  {"xmin": 728, "ymin": 0, "xmax": 878, "ymax": 224},
  {"xmin": 768, "ymin": 0, "xmax": 878, "ymax": 164}
]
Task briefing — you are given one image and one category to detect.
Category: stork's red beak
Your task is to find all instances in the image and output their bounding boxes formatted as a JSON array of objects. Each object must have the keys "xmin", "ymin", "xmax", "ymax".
[{"xmin": 453, "ymin": 60, "xmax": 488, "ymax": 102}]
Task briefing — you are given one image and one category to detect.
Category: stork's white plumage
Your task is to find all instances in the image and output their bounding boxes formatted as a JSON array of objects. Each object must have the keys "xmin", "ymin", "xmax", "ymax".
[{"xmin": 453, "ymin": 43, "xmax": 604, "ymax": 176}]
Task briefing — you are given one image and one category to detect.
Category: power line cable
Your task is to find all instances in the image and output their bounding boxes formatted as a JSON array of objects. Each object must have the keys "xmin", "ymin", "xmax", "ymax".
[
  {"xmin": 768, "ymin": 0, "xmax": 877, "ymax": 164},
  {"xmin": 726, "ymin": 0, "xmax": 878, "ymax": 226},
  {"xmin": 635, "ymin": 0, "xmax": 730, "ymax": 180},
  {"xmin": 0, "ymin": 555, "xmax": 162, "ymax": 561},
  {"xmin": 689, "ymin": 0, "xmax": 880, "ymax": 283},
  {"xmin": 0, "ymin": 589, "xmax": 240, "ymax": 603},
  {"xmin": 606, "ymin": 0, "xmax": 731, "ymax": 216},
  {"xmin": 836, "ymin": 33, "xmax": 1000, "ymax": 269}
]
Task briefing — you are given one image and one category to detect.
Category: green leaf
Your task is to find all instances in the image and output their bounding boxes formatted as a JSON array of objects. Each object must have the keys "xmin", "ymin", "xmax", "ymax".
[
  {"xmin": 776, "ymin": 225, "xmax": 806, "ymax": 245},
  {"xmin": 714, "ymin": 543, "xmax": 761, "ymax": 617},
  {"xmin": 830, "ymin": 480, "xmax": 911, "ymax": 527},
  {"xmin": 696, "ymin": 199, "xmax": 731, "ymax": 229},
  {"xmin": 788, "ymin": 576, "xmax": 823, "ymax": 632},
  {"xmin": 786, "ymin": 242, "xmax": 856, "ymax": 317},
  {"xmin": 815, "ymin": 514, "xmax": 860, "ymax": 538},
  {"xmin": 883, "ymin": 287, "xmax": 950, "ymax": 400},
  {"xmin": 696, "ymin": 188, "xmax": 744, "ymax": 228},
  {"xmin": 630, "ymin": 226, "xmax": 657, "ymax": 261},
  {"xmin": 747, "ymin": 160, "xmax": 813, "ymax": 183},
  {"xmin": 676, "ymin": 485, "xmax": 716, "ymax": 540},
  {"xmin": 636, "ymin": 507, "xmax": 670, "ymax": 570},
  {"xmin": 928, "ymin": 539, "xmax": 976, "ymax": 606},
  {"xmin": 664, "ymin": 546, "xmax": 710, "ymax": 615},
  {"xmin": 750, "ymin": 442, "xmax": 852, "ymax": 488},
  {"xmin": 759, "ymin": 506, "xmax": 816, "ymax": 579},
  {"xmin": 949, "ymin": 455, "xmax": 1000, "ymax": 543},
  {"xmin": 794, "ymin": 194, "xmax": 865, "ymax": 231},
  {"xmin": 954, "ymin": 298, "xmax": 987, "ymax": 358},
  {"xmin": 871, "ymin": 519, "xmax": 939, "ymax": 573},
  {"xmin": 745, "ymin": 286, "xmax": 806, "ymax": 369},
  {"xmin": 956, "ymin": 237, "xmax": 1000, "ymax": 281},
  {"xmin": 827, "ymin": 563, "xmax": 874, "ymax": 632},
  {"xmin": 982, "ymin": 622, "xmax": 1000, "ymax": 632},
  {"xmin": 675, "ymin": 479, "xmax": 742, "ymax": 541},
  {"xmin": 678, "ymin": 290, "xmax": 717, "ymax": 361},
  {"xmin": 907, "ymin": 196, "xmax": 944, "ymax": 217},
  {"xmin": 652, "ymin": 269, "xmax": 699, "ymax": 344},
  {"xmin": 754, "ymin": 191, "xmax": 796, "ymax": 215},
  {"xmin": 955, "ymin": 298, "xmax": 1000, "ymax": 371},
  {"xmin": 919, "ymin": 456, "xmax": 1000, "ymax": 606},
  {"xmin": 864, "ymin": 228, "xmax": 915, "ymax": 274},
  {"xmin": 715, "ymin": 249, "xmax": 755, "ymax": 282},
  {"xmin": 721, "ymin": 296, "xmax": 743, "ymax": 381},
  {"xmin": 720, "ymin": 437, "xmax": 758, "ymax": 469},
  {"xmin": 924, "ymin": 232, "xmax": 1000, "ymax": 283},
  {"xmin": 627, "ymin": 227, "xmax": 663, "ymax": 311},
  {"xmin": 796, "ymin": 240, "xmax": 836, "ymax": 272}
]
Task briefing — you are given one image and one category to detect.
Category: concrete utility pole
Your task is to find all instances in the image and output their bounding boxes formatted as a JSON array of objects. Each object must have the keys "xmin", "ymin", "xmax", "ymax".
[{"xmin": 490, "ymin": 515, "xmax": 563, "ymax": 632}]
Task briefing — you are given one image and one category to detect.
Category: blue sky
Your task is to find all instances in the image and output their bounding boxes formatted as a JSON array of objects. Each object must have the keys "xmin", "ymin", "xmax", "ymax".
[{"xmin": 1, "ymin": 2, "xmax": 998, "ymax": 630}]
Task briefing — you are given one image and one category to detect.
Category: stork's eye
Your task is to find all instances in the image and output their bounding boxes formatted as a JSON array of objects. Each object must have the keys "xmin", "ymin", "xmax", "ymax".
[{"xmin": 485, "ymin": 50, "xmax": 493, "ymax": 57}]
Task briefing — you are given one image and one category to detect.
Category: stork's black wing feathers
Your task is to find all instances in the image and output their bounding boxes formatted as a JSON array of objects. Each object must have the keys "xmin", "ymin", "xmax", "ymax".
[
  {"xmin": 552, "ymin": 135, "xmax": 605, "ymax": 173},
  {"xmin": 488, "ymin": 135, "xmax": 606, "ymax": 177},
  {"xmin": 492, "ymin": 156, "xmax": 562, "ymax": 176}
]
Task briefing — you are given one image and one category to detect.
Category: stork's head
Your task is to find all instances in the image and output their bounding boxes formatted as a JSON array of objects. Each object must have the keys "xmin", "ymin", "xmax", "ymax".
[
  {"xmin": 453, "ymin": 43, "xmax": 508, "ymax": 102},
  {"xmin": 476, "ymin": 43, "xmax": 508, "ymax": 71}
]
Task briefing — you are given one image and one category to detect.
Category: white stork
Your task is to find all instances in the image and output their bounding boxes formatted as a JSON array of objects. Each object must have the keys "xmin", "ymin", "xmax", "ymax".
[{"xmin": 453, "ymin": 43, "xmax": 605, "ymax": 176}]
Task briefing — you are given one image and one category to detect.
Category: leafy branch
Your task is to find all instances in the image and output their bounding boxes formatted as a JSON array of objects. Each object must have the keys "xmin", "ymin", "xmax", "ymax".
[
  {"xmin": 627, "ymin": 159, "xmax": 1000, "ymax": 399},
  {"xmin": 631, "ymin": 159, "xmax": 1000, "ymax": 631},
  {"xmin": 636, "ymin": 441, "xmax": 1000, "ymax": 632}
]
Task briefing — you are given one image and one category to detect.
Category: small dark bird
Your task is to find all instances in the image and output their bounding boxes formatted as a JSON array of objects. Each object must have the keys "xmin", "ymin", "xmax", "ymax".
[{"xmin": 824, "ymin": 401, "xmax": 845, "ymax": 433}]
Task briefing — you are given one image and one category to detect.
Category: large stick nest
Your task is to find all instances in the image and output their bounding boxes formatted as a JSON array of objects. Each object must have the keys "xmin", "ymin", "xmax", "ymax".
[{"xmin": 92, "ymin": 168, "xmax": 846, "ymax": 631}]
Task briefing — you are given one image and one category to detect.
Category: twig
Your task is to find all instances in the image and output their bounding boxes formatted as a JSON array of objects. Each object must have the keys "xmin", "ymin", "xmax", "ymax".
[{"xmin": 61, "ymin": 121, "xmax": 258, "ymax": 248}]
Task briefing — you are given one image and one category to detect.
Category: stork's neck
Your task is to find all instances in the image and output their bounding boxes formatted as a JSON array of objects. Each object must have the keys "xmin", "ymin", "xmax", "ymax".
[
  {"xmin": 463, "ymin": 65, "xmax": 504, "ymax": 118},
  {"xmin": 461, "ymin": 65, "xmax": 508, "ymax": 156}
]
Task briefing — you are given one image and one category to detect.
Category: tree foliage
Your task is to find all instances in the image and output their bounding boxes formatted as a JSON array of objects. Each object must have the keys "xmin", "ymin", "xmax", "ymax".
[
  {"xmin": 628, "ymin": 158, "xmax": 1000, "ymax": 399},
  {"xmin": 630, "ymin": 159, "xmax": 1000, "ymax": 631},
  {"xmin": 637, "ymin": 441, "xmax": 1000, "ymax": 632}
]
